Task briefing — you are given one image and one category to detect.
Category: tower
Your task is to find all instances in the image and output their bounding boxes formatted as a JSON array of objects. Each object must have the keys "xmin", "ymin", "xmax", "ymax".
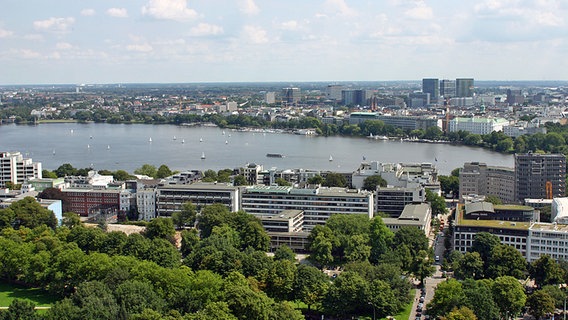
[
  {"xmin": 515, "ymin": 153, "xmax": 566, "ymax": 202},
  {"xmin": 422, "ymin": 78, "xmax": 439, "ymax": 104},
  {"xmin": 456, "ymin": 78, "xmax": 474, "ymax": 97}
]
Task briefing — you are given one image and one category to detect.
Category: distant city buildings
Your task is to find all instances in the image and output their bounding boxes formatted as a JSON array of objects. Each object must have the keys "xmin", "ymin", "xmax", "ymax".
[
  {"xmin": 459, "ymin": 162, "xmax": 516, "ymax": 204},
  {"xmin": 449, "ymin": 117, "xmax": 509, "ymax": 135},
  {"xmin": 281, "ymin": 87, "xmax": 301, "ymax": 105},
  {"xmin": 422, "ymin": 78, "xmax": 439, "ymax": 104}
]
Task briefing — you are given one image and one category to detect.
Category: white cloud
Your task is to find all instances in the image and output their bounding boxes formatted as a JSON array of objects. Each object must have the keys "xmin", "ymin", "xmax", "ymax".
[
  {"xmin": 239, "ymin": 0, "xmax": 260, "ymax": 15},
  {"xmin": 127, "ymin": 43, "xmax": 153, "ymax": 52},
  {"xmin": 324, "ymin": 0, "xmax": 357, "ymax": 17},
  {"xmin": 56, "ymin": 42, "xmax": 73, "ymax": 50},
  {"xmin": 0, "ymin": 28, "xmax": 14, "ymax": 38},
  {"xmin": 189, "ymin": 23, "xmax": 224, "ymax": 36},
  {"xmin": 33, "ymin": 17, "xmax": 75, "ymax": 33},
  {"xmin": 242, "ymin": 25, "xmax": 268, "ymax": 44},
  {"xmin": 20, "ymin": 49, "xmax": 42, "ymax": 59},
  {"xmin": 23, "ymin": 34, "xmax": 43, "ymax": 41},
  {"xmin": 107, "ymin": 8, "xmax": 129, "ymax": 18},
  {"xmin": 141, "ymin": 0, "xmax": 198, "ymax": 21},
  {"xmin": 405, "ymin": 3, "xmax": 434, "ymax": 20},
  {"xmin": 81, "ymin": 8, "xmax": 96, "ymax": 16},
  {"xmin": 280, "ymin": 20, "xmax": 299, "ymax": 31}
]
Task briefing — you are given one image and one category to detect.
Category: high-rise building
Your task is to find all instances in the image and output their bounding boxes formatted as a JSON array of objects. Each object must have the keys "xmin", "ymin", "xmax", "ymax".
[
  {"xmin": 459, "ymin": 162, "xmax": 516, "ymax": 204},
  {"xmin": 456, "ymin": 78, "xmax": 474, "ymax": 97},
  {"xmin": 0, "ymin": 151, "xmax": 42, "ymax": 188},
  {"xmin": 506, "ymin": 89, "xmax": 525, "ymax": 105},
  {"xmin": 422, "ymin": 78, "xmax": 439, "ymax": 103},
  {"xmin": 341, "ymin": 89, "xmax": 368, "ymax": 106},
  {"xmin": 326, "ymin": 85, "xmax": 344, "ymax": 101},
  {"xmin": 264, "ymin": 92, "xmax": 275, "ymax": 104},
  {"xmin": 281, "ymin": 87, "xmax": 301, "ymax": 105},
  {"xmin": 440, "ymin": 79, "xmax": 456, "ymax": 98},
  {"xmin": 515, "ymin": 153, "xmax": 566, "ymax": 202}
]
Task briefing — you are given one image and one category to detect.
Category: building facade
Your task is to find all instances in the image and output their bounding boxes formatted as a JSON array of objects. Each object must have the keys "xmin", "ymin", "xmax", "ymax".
[
  {"xmin": 459, "ymin": 162, "xmax": 516, "ymax": 204},
  {"xmin": 422, "ymin": 78, "xmax": 439, "ymax": 104},
  {"xmin": 0, "ymin": 151, "xmax": 42, "ymax": 188},
  {"xmin": 156, "ymin": 183, "xmax": 240, "ymax": 217},
  {"xmin": 515, "ymin": 153, "xmax": 566, "ymax": 202},
  {"xmin": 456, "ymin": 78, "xmax": 474, "ymax": 97},
  {"xmin": 449, "ymin": 117, "xmax": 509, "ymax": 135}
]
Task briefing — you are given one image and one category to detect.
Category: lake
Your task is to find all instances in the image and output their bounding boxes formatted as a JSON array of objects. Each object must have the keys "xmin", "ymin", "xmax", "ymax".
[{"xmin": 0, "ymin": 123, "xmax": 514, "ymax": 175}]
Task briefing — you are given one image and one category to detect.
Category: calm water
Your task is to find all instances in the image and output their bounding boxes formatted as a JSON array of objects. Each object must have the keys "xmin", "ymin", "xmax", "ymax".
[{"xmin": 0, "ymin": 123, "xmax": 514, "ymax": 175}]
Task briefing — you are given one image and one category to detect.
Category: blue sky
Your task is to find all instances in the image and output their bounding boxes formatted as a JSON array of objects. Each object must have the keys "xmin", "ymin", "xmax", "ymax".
[{"xmin": 1, "ymin": 0, "xmax": 567, "ymax": 84}]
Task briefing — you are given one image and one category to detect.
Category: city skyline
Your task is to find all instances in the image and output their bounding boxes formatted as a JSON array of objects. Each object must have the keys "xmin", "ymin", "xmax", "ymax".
[{"xmin": 1, "ymin": 0, "xmax": 567, "ymax": 85}]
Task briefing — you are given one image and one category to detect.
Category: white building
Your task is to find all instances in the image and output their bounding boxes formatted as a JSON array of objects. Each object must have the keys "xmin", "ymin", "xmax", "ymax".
[
  {"xmin": 241, "ymin": 185, "xmax": 373, "ymax": 230},
  {"xmin": 352, "ymin": 161, "xmax": 439, "ymax": 192},
  {"xmin": 449, "ymin": 117, "xmax": 509, "ymax": 135},
  {"xmin": 0, "ymin": 151, "xmax": 42, "ymax": 188},
  {"xmin": 156, "ymin": 182, "xmax": 240, "ymax": 217},
  {"xmin": 528, "ymin": 223, "xmax": 568, "ymax": 262},
  {"xmin": 137, "ymin": 189, "xmax": 157, "ymax": 221},
  {"xmin": 382, "ymin": 203, "xmax": 432, "ymax": 236}
]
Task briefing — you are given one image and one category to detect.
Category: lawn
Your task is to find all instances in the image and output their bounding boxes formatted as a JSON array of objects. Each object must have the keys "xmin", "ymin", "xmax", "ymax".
[{"xmin": 0, "ymin": 282, "xmax": 57, "ymax": 307}]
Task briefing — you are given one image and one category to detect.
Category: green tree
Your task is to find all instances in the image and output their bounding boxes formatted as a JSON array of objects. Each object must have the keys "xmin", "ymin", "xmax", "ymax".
[
  {"xmin": 72, "ymin": 281, "xmax": 120, "ymax": 320},
  {"xmin": 44, "ymin": 298, "xmax": 81, "ymax": 320},
  {"xmin": 369, "ymin": 216, "xmax": 394, "ymax": 263},
  {"xmin": 156, "ymin": 165, "xmax": 174, "ymax": 179},
  {"xmin": 541, "ymin": 284, "xmax": 567, "ymax": 309},
  {"xmin": 274, "ymin": 178, "xmax": 291, "ymax": 186},
  {"xmin": 439, "ymin": 175, "xmax": 460, "ymax": 197},
  {"xmin": 197, "ymin": 203, "xmax": 233, "ymax": 238},
  {"xmin": 233, "ymin": 175, "xmax": 247, "ymax": 186},
  {"xmin": 309, "ymin": 232, "xmax": 334, "ymax": 268},
  {"xmin": 323, "ymin": 271, "xmax": 369, "ymax": 316},
  {"xmin": 368, "ymin": 279, "xmax": 398, "ymax": 318},
  {"xmin": 427, "ymin": 279, "xmax": 466, "ymax": 319},
  {"xmin": 134, "ymin": 164, "xmax": 157, "ymax": 178},
  {"xmin": 443, "ymin": 306, "xmax": 478, "ymax": 320},
  {"xmin": 115, "ymin": 280, "xmax": 165, "ymax": 315},
  {"xmin": 42, "ymin": 169, "xmax": 58, "ymax": 178},
  {"xmin": 5, "ymin": 197, "xmax": 57, "ymax": 229},
  {"xmin": 454, "ymin": 252, "xmax": 484, "ymax": 280},
  {"xmin": 274, "ymin": 245, "xmax": 295, "ymax": 262},
  {"xmin": 484, "ymin": 195, "xmax": 503, "ymax": 205},
  {"xmin": 2, "ymin": 298, "xmax": 38, "ymax": 320},
  {"xmin": 345, "ymin": 234, "xmax": 371, "ymax": 262},
  {"xmin": 323, "ymin": 172, "xmax": 347, "ymax": 187},
  {"xmin": 171, "ymin": 202, "xmax": 197, "ymax": 229},
  {"xmin": 426, "ymin": 189, "xmax": 447, "ymax": 216},
  {"xmin": 202, "ymin": 169, "xmax": 218, "ymax": 182},
  {"xmin": 180, "ymin": 229, "xmax": 200, "ymax": 258},
  {"xmin": 412, "ymin": 249, "xmax": 435, "ymax": 285},
  {"xmin": 392, "ymin": 226, "xmax": 428, "ymax": 259},
  {"xmin": 526, "ymin": 290, "xmax": 555, "ymax": 320},
  {"xmin": 307, "ymin": 175, "xmax": 324, "ymax": 185},
  {"xmin": 470, "ymin": 232, "xmax": 501, "ymax": 270},
  {"xmin": 294, "ymin": 265, "xmax": 329, "ymax": 311},
  {"xmin": 55, "ymin": 163, "xmax": 77, "ymax": 177},
  {"xmin": 492, "ymin": 276, "xmax": 526, "ymax": 320},
  {"xmin": 462, "ymin": 279, "xmax": 499, "ymax": 320},
  {"xmin": 266, "ymin": 259, "xmax": 296, "ymax": 301},
  {"xmin": 530, "ymin": 255, "xmax": 565, "ymax": 287},
  {"xmin": 362, "ymin": 175, "xmax": 387, "ymax": 191},
  {"xmin": 113, "ymin": 170, "xmax": 134, "ymax": 181},
  {"xmin": 144, "ymin": 217, "xmax": 175, "ymax": 242},
  {"xmin": 486, "ymin": 244, "xmax": 526, "ymax": 279}
]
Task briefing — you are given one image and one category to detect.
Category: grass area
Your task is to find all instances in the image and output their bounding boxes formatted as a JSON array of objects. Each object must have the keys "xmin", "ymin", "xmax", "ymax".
[
  {"xmin": 378, "ymin": 289, "xmax": 415, "ymax": 320},
  {"xmin": 0, "ymin": 282, "xmax": 57, "ymax": 307}
]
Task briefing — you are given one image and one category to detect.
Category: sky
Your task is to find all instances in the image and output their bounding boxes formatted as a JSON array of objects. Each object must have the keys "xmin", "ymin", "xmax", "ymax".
[{"xmin": 1, "ymin": 0, "xmax": 567, "ymax": 84}]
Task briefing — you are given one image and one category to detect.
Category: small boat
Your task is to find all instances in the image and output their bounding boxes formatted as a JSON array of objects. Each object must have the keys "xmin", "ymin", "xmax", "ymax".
[
  {"xmin": 200, "ymin": 138, "xmax": 203, "ymax": 142},
  {"xmin": 329, "ymin": 155, "xmax": 333, "ymax": 162},
  {"xmin": 89, "ymin": 135, "xmax": 93, "ymax": 139},
  {"xmin": 70, "ymin": 129, "xmax": 74, "ymax": 134},
  {"xmin": 173, "ymin": 136, "xmax": 177, "ymax": 140},
  {"xmin": 52, "ymin": 149, "xmax": 56, "ymax": 155},
  {"xmin": 266, "ymin": 153, "xmax": 284, "ymax": 158},
  {"xmin": 225, "ymin": 140, "xmax": 228, "ymax": 144},
  {"xmin": 87, "ymin": 144, "xmax": 90, "ymax": 149},
  {"xmin": 182, "ymin": 139, "xmax": 185, "ymax": 144},
  {"xmin": 228, "ymin": 134, "xmax": 231, "ymax": 137},
  {"xmin": 201, "ymin": 152, "xmax": 206, "ymax": 160},
  {"xmin": 222, "ymin": 131, "xmax": 226, "ymax": 135},
  {"xmin": 107, "ymin": 145, "xmax": 111, "ymax": 150},
  {"xmin": 149, "ymin": 137, "xmax": 152, "ymax": 142}
]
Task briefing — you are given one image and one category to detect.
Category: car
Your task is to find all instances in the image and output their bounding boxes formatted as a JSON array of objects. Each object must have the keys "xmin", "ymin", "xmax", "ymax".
[
  {"xmin": 415, "ymin": 317, "xmax": 421, "ymax": 320},
  {"xmin": 419, "ymin": 296, "xmax": 425, "ymax": 303},
  {"xmin": 418, "ymin": 303, "xmax": 424, "ymax": 308},
  {"xmin": 435, "ymin": 255, "xmax": 440, "ymax": 262}
]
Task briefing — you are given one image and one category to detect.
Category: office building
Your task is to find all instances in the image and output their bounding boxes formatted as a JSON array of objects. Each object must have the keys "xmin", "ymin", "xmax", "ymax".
[
  {"xmin": 409, "ymin": 92, "xmax": 430, "ymax": 108},
  {"xmin": 382, "ymin": 203, "xmax": 432, "ymax": 235},
  {"xmin": 282, "ymin": 87, "xmax": 301, "ymax": 105},
  {"xmin": 449, "ymin": 117, "xmax": 509, "ymax": 135},
  {"xmin": 342, "ymin": 89, "xmax": 368, "ymax": 106},
  {"xmin": 456, "ymin": 78, "xmax": 474, "ymax": 97},
  {"xmin": 440, "ymin": 79, "xmax": 456, "ymax": 98},
  {"xmin": 156, "ymin": 182, "xmax": 240, "ymax": 217},
  {"xmin": 241, "ymin": 185, "xmax": 373, "ymax": 230},
  {"xmin": 515, "ymin": 153, "xmax": 566, "ymax": 202},
  {"xmin": 0, "ymin": 151, "xmax": 42, "ymax": 188},
  {"xmin": 264, "ymin": 92, "xmax": 276, "ymax": 104},
  {"xmin": 459, "ymin": 162, "xmax": 515, "ymax": 204},
  {"xmin": 507, "ymin": 89, "xmax": 525, "ymax": 105},
  {"xmin": 375, "ymin": 186, "xmax": 425, "ymax": 217},
  {"xmin": 326, "ymin": 85, "xmax": 344, "ymax": 101},
  {"xmin": 422, "ymin": 78, "xmax": 439, "ymax": 103},
  {"xmin": 62, "ymin": 188, "xmax": 122, "ymax": 217}
]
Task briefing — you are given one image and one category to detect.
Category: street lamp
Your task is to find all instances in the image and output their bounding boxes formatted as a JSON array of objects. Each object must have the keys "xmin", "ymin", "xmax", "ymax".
[{"xmin": 368, "ymin": 302, "xmax": 375, "ymax": 320}]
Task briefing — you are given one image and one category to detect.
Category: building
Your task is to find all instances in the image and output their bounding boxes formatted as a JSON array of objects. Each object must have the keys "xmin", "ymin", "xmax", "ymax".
[
  {"xmin": 26, "ymin": 177, "xmax": 66, "ymax": 192},
  {"xmin": 409, "ymin": 92, "xmax": 430, "ymax": 108},
  {"xmin": 156, "ymin": 182, "xmax": 240, "ymax": 217},
  {"xmin": 241, "ymin": 185, "xmax": 373, "ymax": 230},
  {"xmin": 352, "ymin": 161, "xmax": 439, "ymax": 192},
  {"xmin": 62, "ymin": 188, "xmax": 122, "ymax": 217},
  {"xmin": 375, "ymin": 186, "xmax": 425, "ymax": 217},
  {"xmin": 453, "ymin": 204, "xmax": 530, "ymax": 257},
  {"xmin": 463, "ymin": 202, "xmax": 536, "ymax": 222},
  {"xmin": 456, "ymin": 78, "xmax": 474, "ymax": 97},
  {"xmin": 515, "ymin": 153, "xmax": 566, "ymax": 202},
  {"xmin": 282, "ymin": 87, "xmax": 301, "ymax": 105},
  {"xmin": 382, "ymin": 203, "xmax": 432, "ymax": 235},
  {"xmin": 507, "ymin": 89, "xmax": 525, "ymax": 105},
  {"xmin": 243, "ymin": 163, "xmax": 263, "ymax": 185},
  {"xmin": 349, "ymin": 112, "xmax": 380, "ymax": 125},
  {"xmin": 449, "ymin": 117, "xmax": 509, "ymax": 135},
  {"xmin": 459, "ymin": 162, "xmax": 516, "ymax": 204},
  {"xmin": 551, "ymin": 197, "xmax": 568, "ymax": 223},
  {"xmin": 503, "ymin": 123, "xmax": 547, "ymax": 138},
  {"xmin": 440, "ymin": 79, "xmax": 456, "ymax": 98},
  {"xmin": 422, "ymin": 78, "xmax": 439, "ymax": 104},
  {"xmin": 259, "ymin": 209, "xmax": 304, "ymax": 233},
  {"xmin": 326, "ymin": 85, "xmax": 344, "ymax": 101},
  {"xmin": 528, "ymin": 223, "xmax": 568, "ymax": 262},
  {"xmin": 264, "ymin": 92, "xmax": 276, "ymax": 104},
  {"xmin": 342, "ymin": 89, "xmax": 368, "ymax": 106},
  {"xmin": 377, "ymin": 115, "xmax": 439, "ymax": 131},
  {"xmin": 0, "ymin": 151, "xmax": 42, "ymax": 188}
]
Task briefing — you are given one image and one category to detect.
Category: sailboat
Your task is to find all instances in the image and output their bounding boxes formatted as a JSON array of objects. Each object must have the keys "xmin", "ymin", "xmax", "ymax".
[
  {"xmin": 89, "ymin": 135, "xmax": 93, "ymax": 139},
  {"xmin": 199, "ymin": 138, "xmax": 203, "ymax": 142},
  {"xmin": 173, "ymin": 136, "xmax": 177, "ymax": 140},
  {"xmin": 225, "ymin": 140, "xmax": 228, "ymax": 144},
  {"xmin": 182, "ymin": 139, "xmax": 185, "ymax": 144},
  {"xmin": 149, "ymin": 137, "xmax": 152, "ymax": 143},
  {"xmin": 201, "ymin": 152, "xmax": 206, "ymax": 160},
  {"xmin": 107, "ymin": 145, "xmax": 111, "ymax": 150},
  {"xmin": 87, "ymin": 144, "xmax": 90, "ymax": 149},
  {"xmin": 222, "ymin": 130, "xmax": 226, "ymax": 135},
  {"xmin": 52, "ymin": 149, "xmax": 56, "ymax": 155},
  {"xmin": 329, "ymin": 155, "xmax": 333, "ymax": 162}
]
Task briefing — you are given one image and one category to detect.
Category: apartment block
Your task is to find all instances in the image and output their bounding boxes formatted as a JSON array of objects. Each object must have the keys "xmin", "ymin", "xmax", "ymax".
[
  {"xmin": 0, "ymin": 151, "xmax": 42, "ymax": 188},
  {"xmin": 515, "ymin": 153, "xmax": 566, "ymax": 202}
]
